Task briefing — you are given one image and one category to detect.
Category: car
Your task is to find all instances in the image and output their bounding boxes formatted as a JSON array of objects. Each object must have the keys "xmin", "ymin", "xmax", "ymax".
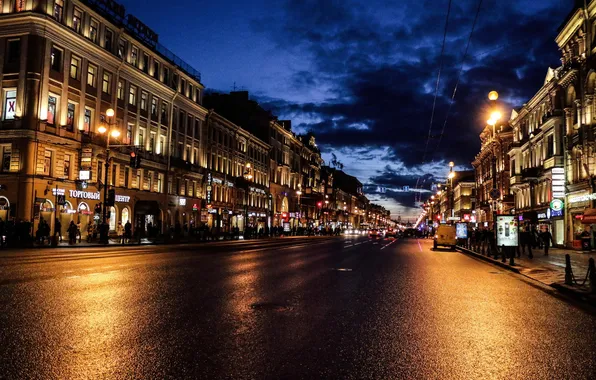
[
  {"xmin": 385, "ymin": 228, "xmax": 397, "ymax": 238},
  {"xmin": 403, "ymin": 228, "xmax": 418, "ymax": 238},
  {"xmin": 368, "ymin": 229, "xmax": 380, "ymax": 238},
  {"xmin": 433, "ymin": 224, "xmax": 457, "ymax": 250}
]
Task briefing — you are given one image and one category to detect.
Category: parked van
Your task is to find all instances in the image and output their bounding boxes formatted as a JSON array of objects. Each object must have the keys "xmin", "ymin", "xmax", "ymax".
[{"xmin": 433, "ymin": 224, "xmax": 457, "ymax": 250}]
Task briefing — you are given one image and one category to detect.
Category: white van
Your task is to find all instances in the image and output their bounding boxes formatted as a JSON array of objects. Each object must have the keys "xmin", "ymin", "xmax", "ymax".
[{"xmin": 433, "ymin": 224, "xmax": 457, "ymax": 250}]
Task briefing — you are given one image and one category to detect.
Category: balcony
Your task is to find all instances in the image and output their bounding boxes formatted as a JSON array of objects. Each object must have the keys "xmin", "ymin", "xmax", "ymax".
[
  {"xmin": 543, "ymin": 155, "xmax": 564, "ymax": 169},
  {"xmin": 81, "ymin": 131, "xmax": 107, "ymax": 146},
  {"xmin": 510, "ymin": 175, "xmax": 523, "ymax": 186}
]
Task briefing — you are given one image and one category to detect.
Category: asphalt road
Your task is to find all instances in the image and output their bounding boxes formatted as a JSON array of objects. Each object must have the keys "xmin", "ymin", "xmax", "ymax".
[{"xmin": 1, "ymin": 236, "xmax": 595, "ymax": 379}]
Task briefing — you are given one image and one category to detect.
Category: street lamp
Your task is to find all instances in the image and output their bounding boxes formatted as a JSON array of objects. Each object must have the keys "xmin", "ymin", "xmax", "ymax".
[
  {"xmin": 296, "ymin": 184, "xmax": 302, "ymax": 226},
  {"xmin": 97, "ymin": 107, "xmax": 118, "ymax": 244},
  {"xmin": 488, "ymin": 91, "xmax": 500, "ymax": 256},
  {"xmin": 243, "ymin": 162, "xmax": 253, "ymax": 234}
]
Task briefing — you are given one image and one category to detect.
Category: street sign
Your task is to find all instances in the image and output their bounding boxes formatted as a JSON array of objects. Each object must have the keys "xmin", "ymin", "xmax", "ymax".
[
  {"xmin": 56, "ymin": 195, "xmax": 66, "ymax": 206},
  {"xmin": 490, "ymin": 188, "xmax": 501, "ymax": 200}
]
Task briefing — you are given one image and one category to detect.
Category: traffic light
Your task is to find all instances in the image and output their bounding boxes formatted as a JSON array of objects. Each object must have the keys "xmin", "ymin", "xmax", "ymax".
[
  {"xmin": 106, "ymin": 188, "xmax": 115, "ymax": 207},
  {"xmin": 130, "ymin": 151, "xmax": 137, "ymax": 167}
]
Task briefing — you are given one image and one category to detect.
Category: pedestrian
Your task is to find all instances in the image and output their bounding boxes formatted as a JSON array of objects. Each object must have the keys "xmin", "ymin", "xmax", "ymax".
[
  {"xmin": 67, "ymin": 221, "xmax": 77, "ymax": 245},
  {"xmin": 540, "ymin": 227, "xmax": 555, "ymax": 256},
  {"xmin": 54, "ymin": 218, "xmax": 62, "ymax": 243},
  {"xmin": 116, "ymin": 221, "xmax": 125, "ymax": 244},
  {"xmin": 76, "ymin": 221, "xmax": 82, "ymax": 243},
  {"xmin": 87, "ymin": 224, "xmax": 94, "ymax": 243},
  {"xmin": 124, "ymin": 220, "xmax": 132, "ymax": 243}
]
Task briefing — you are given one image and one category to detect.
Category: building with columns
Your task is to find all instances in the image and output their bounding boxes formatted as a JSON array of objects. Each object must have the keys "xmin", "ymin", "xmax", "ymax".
[{"xmin": 0, "ymin": 0, "xmax": 209, "ymax": 238}]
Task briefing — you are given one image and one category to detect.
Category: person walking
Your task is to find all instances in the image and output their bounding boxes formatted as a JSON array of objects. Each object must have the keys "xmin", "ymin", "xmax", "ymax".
[
  {"xmin": 116, "ymin": 221, "xmax": 125, "ymax": 244},
  {"xmin": 54, "ymin": 218, "xmax": 62, "ymax": 243},
  {"xmin": 67, "ymin": 221, "xmax": 77, "ymax": 245},
  {"xmin": 540, "ymin": 228, "xmax": 555, "ymax": 256},
  {"xmin": 124, "ymin": 220, "xmax": 132, "ymax": 243}
]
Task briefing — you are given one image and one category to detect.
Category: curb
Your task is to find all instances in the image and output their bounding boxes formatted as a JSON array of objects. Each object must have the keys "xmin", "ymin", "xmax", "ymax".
[{"xmin": 456, "ymin": 246, "xmax": 520, "ymax": 274}]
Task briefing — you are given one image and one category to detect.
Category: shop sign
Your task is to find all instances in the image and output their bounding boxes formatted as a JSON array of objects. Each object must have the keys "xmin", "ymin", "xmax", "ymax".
[
  {"xmin": 200, "ymin": 210, "xmax": 208, "ymax": 222},
  {"xmin": 206, "ymin": 173, "xmax": 213, "ymax": 204},
  {"xmin": 551, "ymin": 209, "xmax": 563, "ymax": 218},
  {"xmin": 179, "ymin": 198, "xmax": 186, "ymax": 206},
  {"xmin": 552, "ymin": 167, "xmax": 565, "ymax": 198},
  {"xmin": 193, "ymin": 203, "xmax": 198, "ymax": 211},
  {"xmin": 456, "ymin": 223, "xmax": 468, "ymax": 239},
  {"xmin": 569, "ymin": 193, "xmax": 596, "ymax": 204},
  {"xmin": 212, "ymin": 178, "xmax": 223, "ymax": 184},
  {"xmin": 283, "ymin": 222, "xmax": 291, "ymax": 232},
  {"xmin": 448, "ymin": 217, "xmax": 459, "ymax": 221},
  {"xmin": 550, "ymin": 199, "xmax": 564, "ymax": 211},
  {"xmin": 470, "ymin": 215, "xmax": 476, "ymax": 223},
  {"xmin": 115, "ymin": 195, "xmax": 130, "ymax": 203},
  {"xmin": 208, "ymin": 208, "xmax": 217, "ymax": 214},
  {"xmin": 69, "ymin": 190, "xmax": 100, "ymax": 200},
  {"xmin": 537, "ymin": 212, "xmax": 548, "ymax": 220},
  {"xmin": 52, "ymin": 188, "xmax": 65, "ymax": 196},
  {"xmin": 463, "ymin": 214, "xmax": 470, "ymax": 221},
  {"xmin": 496, "ymin": 216, "xmax": 518, "ymax": 247}
]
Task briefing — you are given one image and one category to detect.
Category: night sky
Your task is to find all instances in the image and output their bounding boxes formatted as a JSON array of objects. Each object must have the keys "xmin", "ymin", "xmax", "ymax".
[{"xmin": 125, "ymin": 0, "xmax": 570, "ymax": 221}]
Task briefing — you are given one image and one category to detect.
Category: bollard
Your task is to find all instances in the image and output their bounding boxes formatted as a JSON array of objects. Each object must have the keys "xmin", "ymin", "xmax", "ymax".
[
  {"xmin": 589, "ymin": 258, "xmax": 596, "ymax": 294},
  {"xmin": 509, "ymin": 246, "xmax": 515, "ymax": 266},
  {"xmin": 564, "ymin": 254, "xmax": 574, "ymax": 286},
  {"xmin": 501, "ymin": 244, "xmax": 506, "ymax": 263}
]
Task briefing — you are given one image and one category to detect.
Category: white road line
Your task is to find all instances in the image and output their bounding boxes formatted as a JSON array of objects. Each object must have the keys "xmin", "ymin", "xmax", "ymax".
[
  {"xmin": 345, "ymin": 245, "xmax": 354, "ymax": 248},
  {"xmin": 82, "ymin": 268, "xmax": 95, "ymax": 271},
  {"xmin": 66, "ymin": 275, "xmax": 80, "ymax": 279},
  {"xmin": 101, "ymin": 266, "xmax": 113, "ymax": 269}
]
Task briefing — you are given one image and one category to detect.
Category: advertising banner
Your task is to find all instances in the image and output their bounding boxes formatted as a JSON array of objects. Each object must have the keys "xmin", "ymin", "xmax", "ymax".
[
  {"xmin": 456, "ymin": 223, "xmax": 468, "ymax": 239},
  {"xmin": 496, "ymin": 216, "xmax": 518, "ymax": 247}
]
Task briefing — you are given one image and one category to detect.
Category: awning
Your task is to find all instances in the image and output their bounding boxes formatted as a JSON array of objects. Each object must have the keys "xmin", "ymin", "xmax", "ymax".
[{"xmin": 582, "ymin": 208, "xmax": 596, "ymax": 224}]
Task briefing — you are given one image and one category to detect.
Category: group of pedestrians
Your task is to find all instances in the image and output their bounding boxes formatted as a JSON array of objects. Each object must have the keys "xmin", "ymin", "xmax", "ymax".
[{"xmin": 518, "ymin": 225, "xmax": 554, "ymax": 258}]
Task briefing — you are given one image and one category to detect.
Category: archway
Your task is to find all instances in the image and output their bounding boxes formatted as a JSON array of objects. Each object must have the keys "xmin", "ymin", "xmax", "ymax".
[
  {"xmin": 109, "ymin": 205, "xmax": 117, "ymax": 231},
  {"xmin": 281, "ymin": 196, "xmax": 289, "ymax": 213},
  {"xmin": 121, "ymin": 206, "xmax": 130, "ymax": 225},
  {"xmin": 0, "ymin": 196, "xmax": 10, "ymax": 222}
]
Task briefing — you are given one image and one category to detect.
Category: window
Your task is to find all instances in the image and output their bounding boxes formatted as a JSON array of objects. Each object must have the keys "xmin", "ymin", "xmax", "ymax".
[
  {"xmin": 1, "ymin": 146, "xmax": 11, "ymax": 172},
  {"xmin": 153, "ymin": 60, "xmax": 160, "ymax": 79},
  {"xmin": 98, "ymin": 160, "xmax": 103, "ymax": 184},
  {"xmin": 511, "ymin": 159, "xmax": 516, "ymax": 176},
  {"xmin": 185, "ymin": 146, "xmax": 190, "ymax": 161},
  {"xmin": 111, "ymin": 164, "xmax": 117, "ymax": 186},
  {"xmin": 117, "ymin": 80, "xmax": 124, "ymax": 100},
  {"xmin": 66, "ymin": 103, "xmax": 76, "ymax": 131},
  {"xmin": 43, "ymin": 150, "xmax": 52, "ymax": 176},
  {"xmin": 5, "ymin": 39, "xmax": 20, "ymax": 65},
  {"xmin": 89, "ymin": 19, "xmax": 99, "ymax": 43},
  {"xmin": 53, "ymin": 0, "xmax": 64, "ymax": 22},
  {"xmin": 158, "ymin": 136, "xmax": 165, "ymax": 154},
  {"xmin": 70, "ymin": 56, "xmax": 80, "ymax": 80},
  {"xmin": 118, "ymin": 39, "xmax": 127, "ymax": 58},
  {"xmin": 193, "ymin": 148, "xmax": 198, "ymax": 164},
  {"xmin": 195, "ymin": 119, "xmax": 200, "ymax": 137},
  {"xmin": 140, "ymin": 91, "xmax": 148, "ymax": 111},
  {"xmin": 149, "ymin": 133, "xmax": 155, "ymax": 152},
  {"xmin": 63, "ymin": 154, "xmax": 71, "ymax": 178},
  {"xmin": 136, "ymin": 169, "xmax": 141, "ymax": 189},
  {"xmin": 87, "ymin": 64, "xmax": 97, "ymax": 87},
  {"xmin": 178, "ymin": 142, "xmax": 183, "ymax": 158},
  {"xmin": 104, "ymin": 28, "xmax": 113, "ymax": 52},
  {"xmin": 161, "ymin": 103, "xmax": 167, "ymax": 122},
  {"xmin": 163, "ymin": 68, "xmax": 169, "ymax": 85},
  {"xmin": 180, "ymin": 79, "xmax": 186, "ymax": 95},
  {"xmin": 131, "ymin": 46, "xmax": 138, "ymax": 66},
  {"xmin": 151, "ymin": 97, "xmax": 158, "ymax": 118},
  {"xmin": 102, "ymin": 71, "xmax": 112, "ymax": 94},
  {"xmin": 172, "ymin": 73, "xmax": 179, "ymax": 90},
  {"xmin": 179, "ymin": 110, "xmax": 185, "ymax": 130},
  {"xmin": 142, "ymin": 53, "xmax": 149, "ymax": 73},
  {"xmin": 50, "ymin": 46, "xmax": 62, "ymax": 72},
  {"xmin": 148, "ymin": 171, "xmax": 153, "ymax": 191},
  {"xmin": 3, "ymin": 89, "xmax": 16, "ymax": 120},
  {"xmin": 124, "ymin": 167, "xmax": 130, "ymax": 188},
  {"xmin": 126, "ymin": 124, "xmax": 133, "ymax": 145},
  {"xmin": 547, "ymin": 134, "xmax": 554, "ymax": 158},
  {"xmin": 129, "ymin": 85, "xmax": 137, "ymax": 106},
  {"xmin": 138, "ymin": 128, "xmax": 145, "ymax": 147},
  {"xmin": 189, "ymin": 84, "xmax": 193, "ymax": 100},
  {"xmin": 72, "ymin": 8, "xmax": 82, "ymax": 33},
  {"xmin": 83, "ymin": 108, "xmax": 92, "ymax": 132},
  {"xmin": 47, "ymin": 95, "xmax": 58, "ymax": 125},
  {"xmin": 158, "ymin": 173, "xmax": 164, "ymax": 193}
]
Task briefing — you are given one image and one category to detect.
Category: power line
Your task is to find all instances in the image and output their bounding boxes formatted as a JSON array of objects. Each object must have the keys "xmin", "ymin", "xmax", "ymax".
[
  {"xmin": 432, "ymin": 0, "xmax": 483, "ymax": 157},
  {"xmin": 414, "ymin": 0, "xmax": 453, "ymax": 202}
]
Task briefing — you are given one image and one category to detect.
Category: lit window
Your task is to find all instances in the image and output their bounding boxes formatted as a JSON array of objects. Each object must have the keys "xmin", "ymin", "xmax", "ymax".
[
  {"xmin": 149, "ymin": 133, "xmax": 155, "ymax": 152},
  {"xmin": 63, "ymin": 154, "xmax": 71, "ymax": 178},
  {"xmin": 87, "ymin": 64, "xmax": 97, "ymax": 87},
  {"xmin": 3, "ymin": 89, "xmax": 17, "ymax": 120},
  {"xmin": 66, "ymin": 103, "xmax": 76, "ymax": 131},
  {"xmin": 140, "ymin": 91, "xmax": 148, "ymax": 111},
  {"xmin": 117, "ymin": 80, "xmax": 124, "ymax": 100},
  {"xmin": 50, "ymin": 46, "xmax": 62, "ymax": 72},
  {"xmin": 89, "ymin": 19, "xmax": 99, "ymax": 43},
  {"xmin": 69, "ymin": 56, "xmax": 80, "ymax": 80},
  {"xmin": 131, "ymin": 46, "xmax": 138, "ymax": 66},
  {"xmin": 83, "ymin": 108, "xmax": 92, "ymax": 132},
  {"xmin": 104, "ymin": 28, "xmax": 113, "ymax": 52},
  {"xmin": 126, "ymin": 124, "xmax": 133, "ymax": 145},
  {"xmin": 43, "ymin": 150, "xmax": 52, "ymax": 176},
  {"xmin": 151, "ymin": 97, "xmax": 158, "ymax": 117},
  {"xmin": 129, "ymin": 85, "xmax": 137, "ymax": 106},
  {"xmin": 102, "ymin": 71, "xmax": 112, "ymax": 94},
  {"xmin": 118, "ymin": 39, "xmax": 126, "ymax": 58},
  {"xmin": 72, "ymin": 8, "xmax": 82, "ymax": 33},
  {"xmin": 47, "ymin": 95, "xmax": 58, "ymax": 125},
  {"xmin": 138, "ymin": 128, "xmax": 145, "ymax": 147},
  {"xmin": 53, "ymin": 0, "xmax": 63, "ymax": 21}
]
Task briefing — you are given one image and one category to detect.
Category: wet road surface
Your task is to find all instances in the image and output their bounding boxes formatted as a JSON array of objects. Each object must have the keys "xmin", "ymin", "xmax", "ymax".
[{"xmin": 1, "ymin": 236, "xmax": 595, "ymax": 379}]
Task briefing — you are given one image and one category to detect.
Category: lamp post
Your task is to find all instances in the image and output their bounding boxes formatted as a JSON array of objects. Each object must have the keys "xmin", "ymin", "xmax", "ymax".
[
  {"xmin": 243, "ymin": 162, "xmax": 253, "ymax": 235},
  {"xmin": 296, "ymin": 184, "xmax": 302, "ymax": 228},
  {"xmin": 97, "ymin": 108, "xmax": 119, "ymax": 244},
  {"xmin": 324, "ymin": 195, "xmax": 329, "ymax": 226},
  {"xmin": 487, "ymin": 90, "xmax": 501, "ymax": 255},
  {"xmin": 448, "ymin": 162, "xmax": 455, "ymax": 219}
]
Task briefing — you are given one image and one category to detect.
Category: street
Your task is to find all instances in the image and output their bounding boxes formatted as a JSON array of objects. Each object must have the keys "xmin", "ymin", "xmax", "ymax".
[{"xmin": 1, "ymin": 237, "xmax": 595, "ymax": 379}]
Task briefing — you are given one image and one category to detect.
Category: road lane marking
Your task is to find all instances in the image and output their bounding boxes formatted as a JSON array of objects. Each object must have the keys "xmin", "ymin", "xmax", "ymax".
[
  {"xmin": 66, "ymin": 275, "xmax": 80, "ymax": 279},
  {"xmin": 417, "ymin": 239, "xmax": 423, "ymax": 252},
  {"xmin": 89, "ymin": 273, "xmax": 100, "ymax": 276},
  {"xmin": 345, "ymin": 245, "xmax": 354, "ymax": 248},
  {"xmin": 82, "ymin": 268, "xmax": 95, "ymax": 271},
  {"xmin": 331, "ymin": 268, "xmax": 353, "ymax": 272}
]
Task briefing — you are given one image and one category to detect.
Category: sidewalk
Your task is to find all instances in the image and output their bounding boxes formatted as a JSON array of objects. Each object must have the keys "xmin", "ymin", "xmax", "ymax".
[{"xmin": 458, "ymin": 243, "xmax": 596, "ymax": 303}]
